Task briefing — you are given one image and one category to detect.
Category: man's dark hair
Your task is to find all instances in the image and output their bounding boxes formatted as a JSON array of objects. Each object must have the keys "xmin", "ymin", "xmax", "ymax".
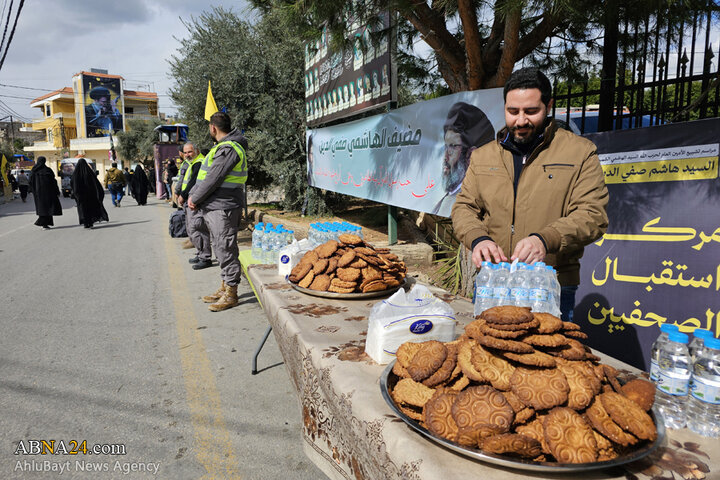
[
  {"xmin": 112, "ymin": 162, "xmax": 117, "ymax": 168},
  {"xmin": 503, "ymin": 68, "xmax": 553, "ymax": 106},
  {"xmin": 210, "ymin": 112, "xmax": 232, "ymax": 133}
]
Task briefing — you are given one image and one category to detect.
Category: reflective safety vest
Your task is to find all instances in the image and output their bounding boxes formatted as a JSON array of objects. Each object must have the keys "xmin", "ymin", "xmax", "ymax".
[
  {"xmin": 196, "ymin": 140, "xmax": 247, "ymax": 188},
  {"xmin": 181, "ymin": 154, "xmax": 204, "ymax": 188}
]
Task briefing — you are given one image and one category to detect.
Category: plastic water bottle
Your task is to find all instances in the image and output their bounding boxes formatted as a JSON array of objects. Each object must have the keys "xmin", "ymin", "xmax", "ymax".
[
  {"xmin": 690, "ymin": 329, "xmax": 714, "ymax": 362},
  {"xmin": 251, "ymin": 222, "xmax": 264, "ymax": 261},
  {"xmin": 261, "ymin": 226, "xmax": 274, "ymax": 264},
  {"xmin": 654, "ymin": 331, "xmax": 691, "ymax": 429},
  {"xmin": 473, "ymin": 262, "xmax": 494, "ymax": 315},
  {"xmin": 491, "ymin": 262, "xmax": 511, "ymax": 307},
  {"xmin": 509, "ymin": 263, "xmax": 531, "ymax": 308},
  {"xmin": 545, "ymin": 266, "xmax": 561, "ymax": 316},
  {"xmin": 687, "ymin": 336, "xmax": 720, "ymax": 437},
  {"xmin": 649, "ymin": 323, "xmax": 680, "ymax": 382},
  {"xmin": 529, "ymin": 264, "xmax": 549, "ymax": 313}
]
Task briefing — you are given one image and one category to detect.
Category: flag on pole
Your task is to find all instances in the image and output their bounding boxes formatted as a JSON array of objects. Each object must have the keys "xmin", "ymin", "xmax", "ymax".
[
  {"xmin": 1, "ymin": 155, "xmax": 8, "ymax": 186},
  {"xmin": 204, "ymin": 80, "xmax": 219, "ymax": 121}
]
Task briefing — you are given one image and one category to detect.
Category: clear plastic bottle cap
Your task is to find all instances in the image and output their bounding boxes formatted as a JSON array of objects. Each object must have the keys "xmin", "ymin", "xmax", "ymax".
[
  {"xmin": 668, "ymin": 332, "xmax": 689, "ymax": 344},
  {"xmin": 693, "ymin": 329, "xmax": 713, "ymax": 340},
  {"xmin": 499, "ymin": 262, "xmax": 511, "ymax": 269},
  {"xmin": 660, "ymin": 323, "xmax": 679, "ymax": 334},
  {"xmin": 704, "ymin": 337, "xmax": 720, "ymax": 350},
  {"xmin": 481, "ymin": 261, "xmax": 492, "ymax": 269}
]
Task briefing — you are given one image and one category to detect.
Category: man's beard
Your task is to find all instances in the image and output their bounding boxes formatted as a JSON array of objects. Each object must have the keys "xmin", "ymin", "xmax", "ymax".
[
  {"xmin": 442, "ymin": 160, "xmax": 467, "ymax": 192},
  {"xmin": 510, "ymin": 120, "xmax": 544, "ymax": 145}
]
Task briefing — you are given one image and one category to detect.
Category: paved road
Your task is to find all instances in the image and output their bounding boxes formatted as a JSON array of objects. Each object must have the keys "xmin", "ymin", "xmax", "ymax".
[{"xmin": 0, "ymin": 192, "xmax": 324, "ymax": 479}]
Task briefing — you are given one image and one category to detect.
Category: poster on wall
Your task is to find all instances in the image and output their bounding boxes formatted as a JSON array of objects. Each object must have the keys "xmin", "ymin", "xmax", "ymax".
[
  {"xmin": 82, "ymin": 74, "xmax": 124, "ymax": 138},
  {"xmin": 575, "ymin": 117, "xmax": 720, "ymax": 370},
  {"xmin": 304, "ymin": 11, "xmax": 394, "ymax": 127},
  {"xmin": 306, "ymin": 88, "xmax": 505, "ymax": 217}
]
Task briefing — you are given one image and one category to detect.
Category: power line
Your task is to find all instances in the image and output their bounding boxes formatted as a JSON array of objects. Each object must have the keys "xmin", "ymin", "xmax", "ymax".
[
  {"xmin": 0, "ymin": 0, "xmax": 24, "ymax": 73},
  {"xmin": 0, "ymin": 0, "xmax": 13, "ymax": 57}
]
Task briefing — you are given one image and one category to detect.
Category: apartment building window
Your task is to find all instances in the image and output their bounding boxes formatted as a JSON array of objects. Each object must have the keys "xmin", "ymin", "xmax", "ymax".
[{"xmin": 45, "ymin": 104, "xmax": 51, "ymax": 117}]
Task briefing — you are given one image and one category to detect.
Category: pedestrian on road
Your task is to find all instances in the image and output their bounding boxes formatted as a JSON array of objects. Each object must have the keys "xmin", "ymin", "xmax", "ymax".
[
  {"xmin": 104, "ymin": 162, "xmax": 126, "ymax": 207},
  {"xmin": 29, "ymin": 156, "xmax": 62, "ymax": 229},
  {"xmin": 123, "ymin": 167, "xmax": 133, "ymax": 196},
  {"xmin": 188, "ymin": 112, "xmax": 248, "ymax": 312},
  {"xmin": 17, "ymin": 169, "xmax": 30, "ymax": 202},
  {"xmin": 177, "ymin": 142, "xmax": 212, "ymax": 269},
  {"xmin": 71, "ymin": 158, "xmax": 109, "ymax": 229},
  {"xmin": 148, "ymin": 166, "xmax": 156, "ymax": 193},
  {"xmin": 451, "ymin": 67, "xmax": 609, "ymax": 322},
  {"xmin": 131, "ymin": 164, "xmax": 151, "ymax": 206}
]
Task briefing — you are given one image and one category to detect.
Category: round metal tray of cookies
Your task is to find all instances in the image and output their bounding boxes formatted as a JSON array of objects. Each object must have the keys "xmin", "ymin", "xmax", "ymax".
[
  {"xmin": 287, "ymin": 278, "xmax": 406, "ymax": 299},
  {"xmin": 379, "ymin": 362, "xmax": 665, "ymax": 473}
]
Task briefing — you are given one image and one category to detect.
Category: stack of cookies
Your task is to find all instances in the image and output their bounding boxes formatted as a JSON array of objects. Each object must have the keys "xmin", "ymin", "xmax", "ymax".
[
  {"xmin": 288, "ymin": 234, "xmax": 406, "ymax": 294},
  {"xmin": 389, "ymin": 306, "xmax": 657, "ymax": 464}
]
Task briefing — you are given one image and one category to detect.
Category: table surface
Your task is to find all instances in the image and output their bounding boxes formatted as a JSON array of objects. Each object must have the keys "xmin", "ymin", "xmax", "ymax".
[{"xmin": 248, "ymin": 265, "xmax": 719, "ymax": 480}]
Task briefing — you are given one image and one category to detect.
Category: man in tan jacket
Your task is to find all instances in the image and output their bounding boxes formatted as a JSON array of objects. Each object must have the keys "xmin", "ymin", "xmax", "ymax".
[{"xmin": 451, "ymin": 68, "xmax": 609, "ymax": 322}]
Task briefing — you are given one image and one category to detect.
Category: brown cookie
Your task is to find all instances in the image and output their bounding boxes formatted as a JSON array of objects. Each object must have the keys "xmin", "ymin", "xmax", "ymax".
[
  {"xmin": 515, "ymin": 416, "xmax": 551, "ymax": 454},
  {"xmin": 467, "ymin": 318, "xmax": 527, "ymax": 339},
  {"xmin": 361, "ymin": 280, "xmax": 388, "ymax": 293},
  {"xmin": 338, "ymin": 233, "xmax": 363, "ymax": 245},
  {"xmin": 543, "ymin": 407, "xmax": 598, "ymax": 464},
  {"xmin": 620, "ymin": 378, "xmax": 656, "ymax": 411},
  {"xmin": 481, "ymin": 306, "xmax": 534, "ymax": 325},
  {"xmin": 448, "ymin": 374, "xmax": 470, "ymax": 391},
  {"xmin": 521, "ymin": 333, "xmax": 570, "ymax": 348},
  {"xmin": 485, "ymin": 318, "xmax": 540, "ymax": 331},
  {"xmin": 471, "ymin": 344, "xmax": 516, "ymax": 391},
  {"xmin": 330, "ymin": 278, "xmax": 356, "ymax": 289},
  {"xmin": 515, "ymin": 407, "xmax": 535, "ymax": 425},
  {"xmin": 543, "ymin": 338, "xmax": 587, "ymax": 361},
  {"xmin": 593, "ymin": 430, "xmax": 619, "ymax": 461},
  {"xmin": 563, "ymin": 330, "xmax": 589, "ymax": 340},
  {"xmin": 561, "ymin": 321, "xmax": 582, "ymax": 331},
  {"xmin": 354, "ymin": 246, "xmax": 376, "ymax": 256},
  {"xmin": 337, "ymin": 250, "xmax": 356, "ymax": 267},
  {"xmin": 357, "ymin": 252, "xmax": 382, "ymax": 266},
  {"xmin": 423, "ymin": 389, "xmax": 459, "ymax": 441},
  {"xmin": 557, "ymin": 361, "xmax": 596, "ymax": 410},
  {"xmin": 308, "ymin": 274, "xmax": 331, "ymax": 292},
  {"xmin": 501, "ymin": 350, "xmax": 557, "ymax": 368},
  {"xmin": 316, "ymin": 240, "xmax": 339, "ymax": 258},
  {"xmin": 300, "ymin": 250, "xmax": 319, "ymax": 264},
  {"xmin": 392, "ymin": 378, "xmax": 436, "ymax": 408},
  {"xmin": 407, "ymin": 341, "xmax": 448, "ymax": 382},
  {"xmin": 392, "ymin": 360, "xmax": 410, "ymax": 378},
  {"xmin": 481, "ymin": 433, "xmax": 543, "ymax": 458},
  {"xmin": 510, "ymin": 367, "xmax": 569, "ymax": 410},
  {"xmin": 585, "ymin": 397, "xmax": 638, "ymax": 446},
  {"xmin": 455, "ymin": 425, "xmax": 505, "ymax": 448},
  {"xmin": 361, "ymin": 265, "xmax": 383, "ymax": 282},
  {"xmin": 336, "ymin": 267, "xmax": 361, "ymax": 282},
  {"xmin": 396, "ymin": 342, "xmax": 422, "ymax": 368},
  {"xmin": 312, "ymin": 258, "xmax": 329, "ymax": 275},
  {"xmin": 347, "ymin": 257, "xmax": 369, "ymax": 269},
  {"xmin": 475, "ymin": 334, "xmax": 535, "ymax": 354},
  {"xmin": 422, "ymin": 344, "xmax": 458, "ymax": 387},
  {"xmin": 534, "ymin": 312, "xmax": 564, "ymax": 334},
  {"xmin": 298, "ymin": 270, "xmax": 315, "ymax": 288},
  {"xmin": 457, "ymin": 339, "xmax": 485, "ymax": 382},
  {"xmin": 451, "ymin": 386, "xmax": 514, "ymax": 432},
  {"xmin": 328, "ymin": 284, "xmax": 355, "ymax": 293},
  {"xmin": 289, "ymin": 261, "xmax": 312, "ymax": 281},
  {"xmin": 397, "ymin": 403, "xmax": 423, "ymax": 421},
  {"xmin": 599, "ymin": 392, "xmax": 657, "ymax": 442},
  {"xmin": 325, "ymin": 257, "xmax": 338, "ymax": 274}
]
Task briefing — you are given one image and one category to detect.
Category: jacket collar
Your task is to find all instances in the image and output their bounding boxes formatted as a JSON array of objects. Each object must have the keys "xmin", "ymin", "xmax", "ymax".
[{"xmin": 497, "ymin": 118, "xmax": 558, "ymax": 159}]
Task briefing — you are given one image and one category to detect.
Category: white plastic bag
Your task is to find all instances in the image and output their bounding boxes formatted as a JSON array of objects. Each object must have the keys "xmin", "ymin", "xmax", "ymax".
[
  {"xmin": 365, "ymin": 284, "xmax": 456, "ymax": 364},
  {"xmin": 277, "ymin": 238, "xmax": 312, "ymax": 276}
]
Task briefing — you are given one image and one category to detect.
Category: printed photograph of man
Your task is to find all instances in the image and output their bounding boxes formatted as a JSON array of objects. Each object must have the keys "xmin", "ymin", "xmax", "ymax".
[
  {"xmin": 85, "ymin": 86, "xmax": 123, "ymax": 137},
  {"xmin": 432, "ymin": 102, "xmax": 495, "ymax": 215}
]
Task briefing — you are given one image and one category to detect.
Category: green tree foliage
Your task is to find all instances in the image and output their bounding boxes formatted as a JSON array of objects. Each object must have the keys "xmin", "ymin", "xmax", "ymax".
[
  {"xmin": 116, "ymin": 118, "xmax": 163, "ymax": 165},
  {"xmin": 168, "ymin": 6, "xmax": 342, "ymax": 214}
]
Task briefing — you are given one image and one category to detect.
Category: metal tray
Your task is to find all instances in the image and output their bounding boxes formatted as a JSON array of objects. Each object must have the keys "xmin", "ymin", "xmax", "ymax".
[
  {"xmin": 380, "ymin": 362, "xmax": 665, "ymax": 473},
  {"xmin": 287, "ymin": 278, "xmax": 405, "ymax": 299}
]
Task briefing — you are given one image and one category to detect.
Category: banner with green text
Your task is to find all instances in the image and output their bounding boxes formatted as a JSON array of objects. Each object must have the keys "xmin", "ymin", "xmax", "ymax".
[{"xmin": 576, "ymin": 117, "xmax": 720, "ymax": 370}]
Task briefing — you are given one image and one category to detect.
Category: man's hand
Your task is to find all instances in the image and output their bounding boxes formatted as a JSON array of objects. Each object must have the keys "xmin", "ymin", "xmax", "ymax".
[
  {"xmin": 472, "ymin": 240, "xmax": 507, "ymax": 267},
  {"xmin": 177, "ymin": 195, "xmax": 184, "ymax": 207},
  {"xmin": 188, "ymin": 197, "xmax": 196, "ymax": 211},
  {"xmin": 511, "ymin": 236, "xmax": 546, "ymax": 264}
]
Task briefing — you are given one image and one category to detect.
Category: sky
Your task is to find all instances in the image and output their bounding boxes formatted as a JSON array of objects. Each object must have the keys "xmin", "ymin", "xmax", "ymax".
[{"xmin": 0, "ymin": 0, "xmax": 252, "ymax": 123}]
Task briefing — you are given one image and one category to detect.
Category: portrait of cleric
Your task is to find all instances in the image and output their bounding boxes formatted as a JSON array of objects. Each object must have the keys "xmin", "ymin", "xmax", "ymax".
[
  {"xmin": 432, "ymin": 102, "xmax": 494, "ymax": 216},
  {"xmin": 85, "ymin": 86, "xmax": 123, "ymax": 137}
]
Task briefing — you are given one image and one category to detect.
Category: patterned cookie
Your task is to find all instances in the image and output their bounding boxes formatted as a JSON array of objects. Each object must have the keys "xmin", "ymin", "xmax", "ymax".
[
  {"xmin": 481, "ymin": 433, "xmax": 543, "ymax": 458},
  {"xmin": 316, "ymin": 240, "xmax": 339, "ymax": 258},
  {"xmin": 312, "ymin": 258, "xmax": 329, "ymax": 275},
  {"xmin": 455, "ymin": 424, "xmax": 505, "ymax": 448},
  {"xmin": 534, "ymin": 312, "xmax": 564, "ymax": 334},
  {"xmin": 501, "ymin": 350, "xmax": 557, "ymax": 368},
  {"xmin": 521, "ymin": 334, "xmax": 570, "ymax": 348},
  {"xmin": 543, "ymin": 407, "xmax": 598, "ymax": 464},
  {"xmin": 298, "ymin": 270, "xmax": 315, "ymax": 288},
  {"xmin": 485, "ymin": 317, "xmax": 540, "ymax": 331},
  {"xmin": 475, "ymin": 334, "xmax": 535, "ymax": 354},
  {"xmin": 336, "ymin": 267, "xmax": 362, "ymax": 282},
  {"xmin": 471, "ymin": 345, "xmax": 515, "ymax": 391},
  {"xmin": 422, "ymin": 344, "xmax": 458, "ymax": 387},
  {"xmin": 620, "ymin": 378, "xmax": 656, "ymax": 411},
  {"xmin": 392, "ymin": 361, "xmax": 410, "ymax": 378},
  {"xmin": 585, "ymin": 397, "xmax": 638, "ymax": 446},
  {"xmin": 451, "ymin": 386, "xmax": 514, "ymax": 432},
  {"xmin": 515, "ymin": 416, "xmax": 551, "ymax": 454},
  {"xmin": 407, "ymin": 341, "xmax": 448, "ymax": 382},
  {"xmin": 599, "ymin": 392, "xmax": 657, "ymax": 442},
  {"xmin": 557, "ymin": 361, "xmax": 596, "ymax": 410},
  {"xmin": 543, "ymin": 338, "xmax": 587, "ymax": 361},
  {"xmin": 481, "ymin": 306, "xmax": 534, "ymax": 325},
  {"xmin": 423, "ymin": 389, "xmax": 459, "ymax": 440},
  {"xmin": 396, "ymin": 342, "xmax": 422, "ymax": 368},
  {"xmin": 392, "ymin": 378, "xmax": 436, "ymax": 408},
  {"xmin": 514, "ymin": 407, "xmax": 535, "ymax": 425},
  {"xmin": 337, "ymin": 250, "xmax": 356, "ymax": 267},
  {"xmin": 448, "ymin": 375, "xmax": 470, "ymax": 391},
  {"xmin": 457, "ymin": 340, "xmax": 485, "ymax": 382},
  {"xmin": 308, "ymin": 274, "xmax": 332, "ymax": 292},
  {"xmin": 603, "ymin": 364, "xmax": 623, "ymax": 393},
  {"xmin": 510, "ymin": 367, "xmax": 569, "ymax": 410},
  {"xmin": 467, "ymin": 318, "xmax": 527, "ymax": 339},
  {"xmin": 592, "ymin": 430, "xmax": 619, "ymax": 461},
  {"xmin": 338, "ymin": 233, "xmax": 363, "ymax": 245}
]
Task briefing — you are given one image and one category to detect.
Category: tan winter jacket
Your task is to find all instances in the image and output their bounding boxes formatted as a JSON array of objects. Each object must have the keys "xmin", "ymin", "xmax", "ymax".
[{"xmin": 451, "ymin": 120, "xmax": 609, "ymax": 286}]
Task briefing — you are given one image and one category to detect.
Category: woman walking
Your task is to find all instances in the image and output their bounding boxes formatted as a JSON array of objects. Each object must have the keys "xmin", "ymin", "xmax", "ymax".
[
  {"xmin": 131, "ymin": 164, "xmax": 150, "ymax": 205},
  {"xmin": 29, "ymin": 156, "xmax": 62, "ymax": 229},
  {"xmin": 70, "ymin": 158, "xmax": 108, "ymax": 228}
]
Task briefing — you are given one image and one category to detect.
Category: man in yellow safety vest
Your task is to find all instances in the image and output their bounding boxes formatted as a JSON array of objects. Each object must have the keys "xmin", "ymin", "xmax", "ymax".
[{"xmin": 177, "ymin": 142, "xmax": 211, "ymax": 269}]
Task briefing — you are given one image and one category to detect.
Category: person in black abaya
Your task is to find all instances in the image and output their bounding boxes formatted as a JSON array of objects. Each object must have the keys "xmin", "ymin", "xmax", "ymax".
[
  {"xmin": 131, "ymin": 164, "xmax": 150, "ymax": 205},
  {"xmin": 29, "ymin": 156, "xmax": 62, "ymax": 228},
  {"xmin": 71, "ymin": 158, "xmax": 109, "ymax": 228}
]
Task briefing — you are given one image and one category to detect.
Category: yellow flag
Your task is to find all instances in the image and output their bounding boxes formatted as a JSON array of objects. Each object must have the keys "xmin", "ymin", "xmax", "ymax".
[
  {"xmin": 1, "ymin": 155, "xmax": 8, "ymax": 186},
  {"xmin": 204, "ymin": 80, "xmax": 219, "ymax": 121}
]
